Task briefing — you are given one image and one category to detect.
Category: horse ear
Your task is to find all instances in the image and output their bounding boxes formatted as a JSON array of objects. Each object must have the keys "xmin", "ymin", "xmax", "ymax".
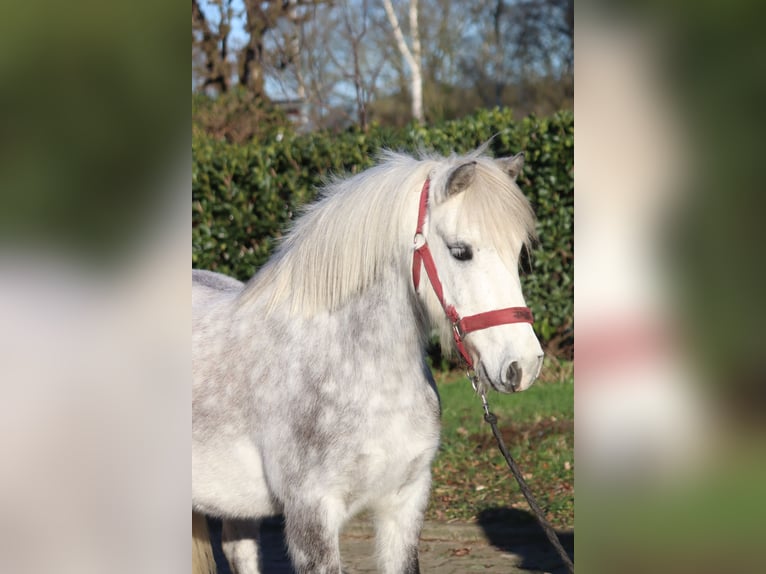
[
  {"xmin": 446, "ymin": 161, "xmax": 477, "ymax": 196},
  {"xmin": 497, "ymin": 152, "xmax": 525, "ymax": 180}
]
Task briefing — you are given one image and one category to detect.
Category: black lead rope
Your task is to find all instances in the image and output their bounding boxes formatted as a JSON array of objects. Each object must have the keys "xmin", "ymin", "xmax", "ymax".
[{"xmin": 475, "ymin": 382, "xmax": 575, "ymax": 574}]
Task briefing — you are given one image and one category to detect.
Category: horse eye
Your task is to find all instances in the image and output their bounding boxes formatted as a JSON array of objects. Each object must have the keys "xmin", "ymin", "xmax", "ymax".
[{"xmin": 449, "ymin": 243, "xmax": 473, "ymax": 261}]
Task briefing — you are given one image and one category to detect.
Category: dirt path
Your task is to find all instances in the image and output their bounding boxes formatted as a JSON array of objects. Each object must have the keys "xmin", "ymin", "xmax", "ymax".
[{"xmin": 209, "ymin": 516, "xmax": 574, "ymax": 573}]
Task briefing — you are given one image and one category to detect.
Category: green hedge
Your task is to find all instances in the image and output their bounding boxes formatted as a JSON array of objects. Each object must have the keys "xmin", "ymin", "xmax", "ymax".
[{"xmin": 193, "ymin": 108, "xmax": 573, "ymax": 354}]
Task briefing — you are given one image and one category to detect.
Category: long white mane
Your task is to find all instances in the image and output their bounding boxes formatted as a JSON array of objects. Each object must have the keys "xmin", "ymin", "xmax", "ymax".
[{"xmin": 238, "ymin": 149, "xmax": 536, "ymax": 316}]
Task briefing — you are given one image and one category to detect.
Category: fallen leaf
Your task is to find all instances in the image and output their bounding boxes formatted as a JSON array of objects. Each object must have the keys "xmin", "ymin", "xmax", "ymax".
[{"xmin": 450, "ymin": 548, "xmax": 471, "ymax": 557}]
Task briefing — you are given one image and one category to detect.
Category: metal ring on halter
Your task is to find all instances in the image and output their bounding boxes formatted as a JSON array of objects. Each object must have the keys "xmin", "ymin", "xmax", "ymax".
[
  {"xmin": 467, "ymin": 370, "xmax": 479, "ymax": 392},
  {"xmin": 413, "ymin": 233, "xmax": 426, "ymax": 249}
]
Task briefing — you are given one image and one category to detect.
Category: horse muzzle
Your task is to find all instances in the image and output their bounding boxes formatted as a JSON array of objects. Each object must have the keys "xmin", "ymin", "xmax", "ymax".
[{"xmin": 493, "ymin": 354, "xmax": 544, "ymax": 393}]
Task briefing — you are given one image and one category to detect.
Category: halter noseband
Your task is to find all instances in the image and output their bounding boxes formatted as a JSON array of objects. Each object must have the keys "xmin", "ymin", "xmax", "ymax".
[{"xmin": 412, "ymin": 178, "xmax": 534, "ymax": 369}]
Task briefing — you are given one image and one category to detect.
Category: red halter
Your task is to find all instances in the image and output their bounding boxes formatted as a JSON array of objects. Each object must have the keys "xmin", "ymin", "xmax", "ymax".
[{"xmin": 412, "ymin": 178, "xmax": 534, "ymax": 368}]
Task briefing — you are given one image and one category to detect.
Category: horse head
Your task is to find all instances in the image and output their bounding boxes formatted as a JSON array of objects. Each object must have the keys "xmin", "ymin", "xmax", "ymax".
[{"xmin": 414, "ymin": 153, "xmax": 544, "ymax": 393}]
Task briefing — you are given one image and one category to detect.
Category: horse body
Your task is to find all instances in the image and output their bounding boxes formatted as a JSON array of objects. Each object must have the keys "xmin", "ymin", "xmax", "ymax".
[{"xmin": 192, "ymin": 150, "xmax": 542, "ymax": 573}]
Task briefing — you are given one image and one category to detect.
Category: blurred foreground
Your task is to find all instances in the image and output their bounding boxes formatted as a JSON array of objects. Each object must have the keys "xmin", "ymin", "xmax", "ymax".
[{"xmin": 576, "ymin": 3, "xmax": 766, "ymax": 572}]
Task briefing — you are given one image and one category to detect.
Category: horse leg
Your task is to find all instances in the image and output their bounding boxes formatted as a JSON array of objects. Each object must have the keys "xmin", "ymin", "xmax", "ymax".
[
  {"xmin": 283, "ymin": 502, "xmax": 344, "ymax": 574},
  {"xmin": 373, "ymin": 473, "xmax": 431, "ymax": 574},
  {"xmin": 221, "ymin": 518, "xmax": 263, "ymax": 574}
]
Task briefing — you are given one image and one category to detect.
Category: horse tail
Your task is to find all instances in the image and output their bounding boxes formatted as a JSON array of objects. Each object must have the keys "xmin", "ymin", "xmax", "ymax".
[{"xmin": 192, "ymin": 511, "xmax": 217, "ymax": 574}]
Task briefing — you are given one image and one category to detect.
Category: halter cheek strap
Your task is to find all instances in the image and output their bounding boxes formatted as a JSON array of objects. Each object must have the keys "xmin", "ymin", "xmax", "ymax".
[{"xmin": 412, "ymin": 178, "xmax": 534, "ymax": 369}]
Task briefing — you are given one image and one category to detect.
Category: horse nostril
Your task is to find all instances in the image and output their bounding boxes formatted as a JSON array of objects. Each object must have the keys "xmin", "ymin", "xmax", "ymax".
[{"xmin": 506, "ymin": 361, "xmax": 522, "ymax": 389}]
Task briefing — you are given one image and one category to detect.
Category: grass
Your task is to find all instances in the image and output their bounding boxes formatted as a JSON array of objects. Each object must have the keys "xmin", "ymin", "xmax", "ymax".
[{"xmin": 427, "ymin": 359, "xmax": 574, "ymax": 529}]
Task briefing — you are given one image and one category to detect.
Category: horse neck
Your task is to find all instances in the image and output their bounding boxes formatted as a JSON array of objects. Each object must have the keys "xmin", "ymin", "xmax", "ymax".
[
  {"xmin": 330, "ymin": 265, "xmax": 427, "ymax": 361},
  {"xmin": 232, "ymin": 253, "xmax": 428, "ymax": 359}
]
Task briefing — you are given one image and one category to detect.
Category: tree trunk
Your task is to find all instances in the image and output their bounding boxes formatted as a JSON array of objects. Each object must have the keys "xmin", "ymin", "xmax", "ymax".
[
  {"xmin": 383, "ymin": 0, "xmax": 424, "ymax": 123},
  {"xmin": 192, "ymin": 0, "xmax": 229, "ymax": 93},
  {"xmin": 408, "ymin": 0, "xmax": 423, "ymax": 123},
  {"xmin": 241, "ymin": 0, "xmax": 275, "ymax": 98}
]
